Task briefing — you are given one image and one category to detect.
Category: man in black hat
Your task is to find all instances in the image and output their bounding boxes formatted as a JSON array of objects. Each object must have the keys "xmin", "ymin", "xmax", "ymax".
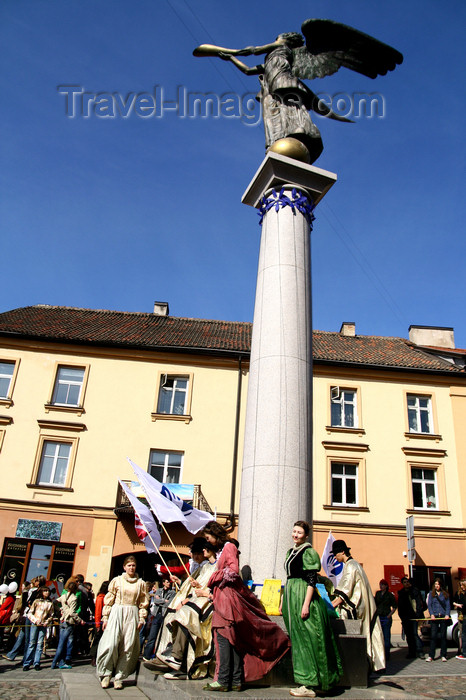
[
  {"xmin": 331, "ymin": 540, "xmax": 385, "ymax": 672},
  {"xmin": 397, "ymin": 576, "xmax": 424, "ymax": 659}
]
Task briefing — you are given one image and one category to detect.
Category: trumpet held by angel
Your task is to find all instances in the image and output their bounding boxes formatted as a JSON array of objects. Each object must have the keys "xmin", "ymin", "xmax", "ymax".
[{"xmin": 194, "ymin": 19, "xmax": 403, "ymax": 164}]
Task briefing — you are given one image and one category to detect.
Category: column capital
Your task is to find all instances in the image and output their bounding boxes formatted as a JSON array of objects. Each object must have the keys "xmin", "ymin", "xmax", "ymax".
[{"xmin": 242, "ymin": 151, "xmax": 337, "ymax": 209}]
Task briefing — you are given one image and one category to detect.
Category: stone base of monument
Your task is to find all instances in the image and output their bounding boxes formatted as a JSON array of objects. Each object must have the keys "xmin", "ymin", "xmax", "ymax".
[
  {"xmin": 248, "ymin": 616, "xmax": 369, "ymax": 690},
  {"xmin": 331, "ymin": 618, "xmax": 369, "ymax": 688},
  {"xmin": 137, "ymin": 617, "xmax": 370, "ymax": 696}
]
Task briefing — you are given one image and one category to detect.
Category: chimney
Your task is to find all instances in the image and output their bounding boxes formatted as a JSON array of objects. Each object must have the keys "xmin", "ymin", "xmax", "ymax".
[
  {"xmin": 340, "ymin": 322, "xmax": 355, "ymax": 337},
  {"xmin": 153, "ymin": 301, "xmax": 169, "ymax": 316},
  {"xmin": 408, "ymin": 325, "xmax": 455, "ymax": 349}
]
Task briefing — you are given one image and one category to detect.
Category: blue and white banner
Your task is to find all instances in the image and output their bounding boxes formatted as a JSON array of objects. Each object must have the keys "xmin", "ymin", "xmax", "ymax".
[
  {"xmin": 128, "ymin": 458, "xmax": 214, "ymax": 534},
  {"xmin": 321, "ymin": 531, "xmax": 344, "ymax": 588},
  {"xmin": 119, "ymin": 480, "xmax": 161, "ymax": 554}
]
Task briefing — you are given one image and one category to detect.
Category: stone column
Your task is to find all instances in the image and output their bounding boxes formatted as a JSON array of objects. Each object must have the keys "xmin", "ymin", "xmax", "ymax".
[{"xmin": 238, "ymin": 152, "xmax": 337, "ymax": 582}]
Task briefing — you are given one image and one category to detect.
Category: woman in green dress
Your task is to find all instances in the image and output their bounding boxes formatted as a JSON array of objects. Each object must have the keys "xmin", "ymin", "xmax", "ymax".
[{"xmin": 282, "ymin": 521, "xmax": 342, "ymax": 698}]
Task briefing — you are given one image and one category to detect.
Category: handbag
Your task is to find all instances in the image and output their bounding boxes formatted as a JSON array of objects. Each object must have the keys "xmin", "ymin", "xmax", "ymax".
[{"xmin": 9, "ymin": 609, "xmax": 20, "ymax": 623}]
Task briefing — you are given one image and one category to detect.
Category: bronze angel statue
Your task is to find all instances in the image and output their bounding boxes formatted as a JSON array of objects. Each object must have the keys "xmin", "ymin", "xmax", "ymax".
[{"xmin": 194, "ymin": 19, "xmax": 403, "ymax": 164}]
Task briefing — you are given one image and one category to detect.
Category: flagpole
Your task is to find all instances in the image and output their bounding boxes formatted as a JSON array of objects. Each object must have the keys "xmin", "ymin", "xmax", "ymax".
[
  {"xmin": 118, "ymin": 478, "xmax": 182, "ymax": 590},
  {"xmin": 144, "ymin": 531, "xmax": 169, "ymax": 570},
  {"xmin": 133, "ymin": 475, "xmax": 191, "ymax": 579},
  {"xmin": 157, "ymin": 520, "xmax": 191, "ymax": 578},
  {"xmin": 143, "ymin": 529, "xmax": 180, "ymax": 591}
]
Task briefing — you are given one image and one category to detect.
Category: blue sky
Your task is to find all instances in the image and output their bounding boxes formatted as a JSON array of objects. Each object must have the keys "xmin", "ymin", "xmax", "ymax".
[{"xmin": 1, "ymin": 0, "xmax": 465, "ymax": 346}]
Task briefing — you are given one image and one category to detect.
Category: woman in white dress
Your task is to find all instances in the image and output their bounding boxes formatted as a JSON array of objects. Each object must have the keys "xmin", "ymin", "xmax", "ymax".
[{"xmin": 97, "ymin": 556, "xmax": 148, "ymax": 690}]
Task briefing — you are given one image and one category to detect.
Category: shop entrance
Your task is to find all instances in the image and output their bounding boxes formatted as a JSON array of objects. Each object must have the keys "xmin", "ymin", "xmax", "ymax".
[
  {"xmin": 0, "ymin": 538, "xmax": 76, "ymax": 589},
  {"xmin": 26, "ymin": 543, "xmax": 53, "ymax": 581},
  {"xmin": 412, "ymin": 565, "xmax": 452, "ymax": 601}
]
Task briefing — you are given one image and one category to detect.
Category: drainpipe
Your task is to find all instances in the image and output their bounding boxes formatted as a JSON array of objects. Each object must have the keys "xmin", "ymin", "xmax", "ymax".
[{"xmin": 228, "ymin": 356, "xmax": 243, "ymax": 529}]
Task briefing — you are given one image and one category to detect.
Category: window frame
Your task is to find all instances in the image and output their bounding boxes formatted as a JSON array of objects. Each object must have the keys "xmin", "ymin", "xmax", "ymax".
[
  {"xmin": 405, "ymin": 458, "xmax": 449, "ymax": 515},
  {"xmin": 330, "ymin": 460, "xmax": 359, "ymax": 507},
  {"xmin": 410, "ymin": 466, "xmax": 439, "ymax": 511},
  {"xmin": 330, "ymin": 387, "xmax": 358, "ymax": 428},
  {"xmin": 322, "ymin": 445, "xmax": 369, "ymax": 511},
  {"xmin": 151, "ymin": 371, "xmax": 193, "ymax": 423},
  {"xmin": 45, "ymin": 362, "xmax": 90, "ymax": 416},
  {"xmin": 0, "ymin": 416, "xmax": 12, "ymax": 452},
  {"xmin": 0, "ymin": 358, "xmax": 20, "ymax": 407},
  {"xmin": 406, "ymin": 393, "xmax": 434, "ymax": 435},
  {"xmin": 148, "ymin": 449, "xmax": 184, "ymax": 484},
  {"xmin": 29, "ymin": 434, "xmax": 79, "ymax": 491},
  {"xmin": 326, "ymin": 383, "xmax": 364, "ymax": 435}
]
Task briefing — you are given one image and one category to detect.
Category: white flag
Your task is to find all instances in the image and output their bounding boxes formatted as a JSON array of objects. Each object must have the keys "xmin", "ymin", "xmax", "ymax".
[
  {"xmin": 119, "ymin": 480, "xmax": 161, "ymax": 554},
  {"xmin": 129, "ymin": 459, "xmax": 214, "ymax": 534},
  {"xmin": 321, "ymin": 531, "xmax": 344, "ymax": 588}
]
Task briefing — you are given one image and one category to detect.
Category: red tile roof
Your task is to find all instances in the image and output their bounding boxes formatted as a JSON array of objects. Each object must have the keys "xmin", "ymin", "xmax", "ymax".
[
  {"xmin": 312, "ymin": 331, "xmax": 462, "ymax": 372},
  {"xmin": 0, "ymin": 305, "xmax": 462, "ymax": 373},
  {"xmin": 0, "ymin": 305, "xmax": 251, "ymax": 353}
]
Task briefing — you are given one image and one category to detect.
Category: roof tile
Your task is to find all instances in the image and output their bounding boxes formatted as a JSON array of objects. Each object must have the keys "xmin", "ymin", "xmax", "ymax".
[{"xmin": 0, "ymin": 305, "xmax": 462, "ymax": 373}]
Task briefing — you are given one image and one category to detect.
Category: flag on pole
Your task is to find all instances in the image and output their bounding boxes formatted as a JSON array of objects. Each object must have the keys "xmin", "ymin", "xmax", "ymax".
[
  {"xmin": 119, "ymin": 479, "xmax": 161, "ymax": 554},
  {"xmin": 321, "ymin": 530, "xmax": 344, "ymax": 588},
  {"xmin": 129, "ymin": 458, "xmax": 215, "ymax": 534}
]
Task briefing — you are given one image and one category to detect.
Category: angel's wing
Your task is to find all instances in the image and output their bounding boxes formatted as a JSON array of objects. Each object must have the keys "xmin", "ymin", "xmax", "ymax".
[
  {"xmin": 299, "ymin": 19, "xmax": 403, "ymax": 80},
  {"xmin": 291, "ymin": 46, "xmax": 342, "ymax": 80}
]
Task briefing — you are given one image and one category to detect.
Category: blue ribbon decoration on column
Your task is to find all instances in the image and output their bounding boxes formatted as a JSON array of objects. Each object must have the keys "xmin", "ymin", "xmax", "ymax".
[{"xmin": 258, "ymin": 187, "xmax": 316, "ymax": 228}]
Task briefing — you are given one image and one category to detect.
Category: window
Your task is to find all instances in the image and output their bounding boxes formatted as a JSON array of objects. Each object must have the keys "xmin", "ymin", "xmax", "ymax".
[
  {"xmin": 37, "ymin": 440, "xmax": 71, "ymax": 486},
  {"xmin": 52, "ymin": 366, "xmax": 85, "ymax": 406},
  {"xmin": 0, "ymin": 540, "xmax": 76, "ymax": 590},
  {"xmin": 411, "ymin": 467, "xmax": 438, "ymax": 510},
  {"xmin": 407, "ymin": 394, "xmax": 433, "ymax": 434},
  {"xmin": 0, "ymin": 361, "xmax": 15, "ymax": 399},
  {"xmin": 149, "ymin": 450, "xmax": 183, "ymax": 483},
  {"xmin": 157, "ymin": 375, "xmax": 188, "ymax": 415},
  {"xmin": 331, "ymin": 388, "xmax": 357, "ymax": 428},
  {"xmin": 331, "ymin": 462, "xmax": 358, "ymax": 506}
]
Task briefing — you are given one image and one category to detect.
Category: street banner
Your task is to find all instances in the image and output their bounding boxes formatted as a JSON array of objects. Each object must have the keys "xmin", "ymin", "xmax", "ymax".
[
  {"xmin": 321, "ymin": 530, "xmax": 344, "ymax": 587},
  {"xmin": 119, "ymin": 479, "xmax": 161, "ymax": 553},
  {"xmin": 129, "ymin": 458, "xmax": 214, "ymax": 534}
]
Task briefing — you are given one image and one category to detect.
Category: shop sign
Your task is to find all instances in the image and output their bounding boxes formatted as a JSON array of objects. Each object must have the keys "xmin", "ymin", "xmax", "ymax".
[
  {"xmin": 384, "ymin": 564, "xmax": 406, "ymax": 593},
  {"xmin": 5, "ymin": 540, "xmax": 28, "ymax": 556},
  {"xmin": 53, "ymin": 544, "xmax": 76, "ymax": 561},
  {"xmin": 15, "ymin": 519, "xmax": 62, "ymax": 541}
]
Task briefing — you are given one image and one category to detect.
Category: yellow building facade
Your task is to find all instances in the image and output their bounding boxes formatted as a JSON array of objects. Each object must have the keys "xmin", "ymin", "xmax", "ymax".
[
  {"xmin": 0, "ymin": 304, "xmax": 249, "ymax": 588},
  {"xmin": 0, "ymin": 306, "xmax": 465, "ymax": 616}
]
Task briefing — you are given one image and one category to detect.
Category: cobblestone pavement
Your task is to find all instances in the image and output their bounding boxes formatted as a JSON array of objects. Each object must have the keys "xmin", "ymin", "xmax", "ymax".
[
  {"xmin": 0, "ymin": 654, "xmax": 82, "ymax": 699},
  {"xmin": 0, "ymin": 645, "xmax": 466, "ymax": 699},
  {"xmin": 0, "ymin": 678, "xmax": 59, "ymax": 699},
  {"xmin": 372, "ymin": 675, "xmax": 466, "ymax": 699}
]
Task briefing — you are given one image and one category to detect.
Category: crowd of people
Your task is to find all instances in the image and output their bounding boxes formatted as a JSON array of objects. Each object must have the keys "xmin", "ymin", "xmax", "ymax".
[
  {"xmin": 0, "ymin": 524, "xmax": 465, "ymax": 696},
  {"xmin": 0, "ymin": 573, "xmax": 101, "ymax": 671}
]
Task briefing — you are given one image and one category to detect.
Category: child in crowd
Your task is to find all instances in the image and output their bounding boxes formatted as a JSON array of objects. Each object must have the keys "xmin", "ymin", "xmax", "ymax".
[{"xmin": 23, "ymin": 586, "xmax": 54, "ymax": 671}]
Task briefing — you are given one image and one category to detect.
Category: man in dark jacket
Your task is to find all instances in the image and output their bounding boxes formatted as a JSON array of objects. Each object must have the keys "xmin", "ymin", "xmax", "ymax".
[{"xmin": 397, "ymin": 576, "xmax": 425, "ymax": 658}]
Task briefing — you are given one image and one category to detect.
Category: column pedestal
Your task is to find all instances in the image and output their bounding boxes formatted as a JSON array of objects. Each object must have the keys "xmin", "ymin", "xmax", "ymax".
[{"xmin": 238, "ymin": 152, "xmax": 337, "ymax": 582}]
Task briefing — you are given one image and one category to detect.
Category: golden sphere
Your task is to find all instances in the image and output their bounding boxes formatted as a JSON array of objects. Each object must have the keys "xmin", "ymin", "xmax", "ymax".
[{"xmin": 268, "ymin": 138, "xmax": 310, "ymax": 163}]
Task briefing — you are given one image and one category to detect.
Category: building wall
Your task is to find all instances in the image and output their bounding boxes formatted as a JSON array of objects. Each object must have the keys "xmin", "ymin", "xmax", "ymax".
[
  {"xmin": 1, "ymin": 334, "xmax": 465, "ymax": 600},
  {"xmin": 0, "ymin": 339, "xmax": 248, "ymax": 586},
  {"xmin": 0, "ymin": 340, "xmax": 247, "ymax": 512},
  {"xmin": 311, "ymin": 365, "xmax": 466, "ymax": 631},
  {"xmin": 313, "ymin": 366, "xmax": 463, "ymax": 527}
]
